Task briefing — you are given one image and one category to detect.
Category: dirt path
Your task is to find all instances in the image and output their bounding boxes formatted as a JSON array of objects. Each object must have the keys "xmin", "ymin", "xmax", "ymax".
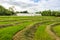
[
  {"xmin": 46, "ymin": 23, "xmax": 60, "ymax": 40},
  {"xmin": 13, "ymin": 22, "xmax": 42, "ymax": 40},
  {"xmin": 13, "ymin": 21, "xmax": 50, "ymax": 40}
]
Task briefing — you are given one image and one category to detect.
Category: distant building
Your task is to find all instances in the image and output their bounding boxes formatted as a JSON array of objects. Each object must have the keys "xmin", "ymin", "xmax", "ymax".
[{"xmin": 16, "ymin": 13, "xmax": 41, "ymax": 16}]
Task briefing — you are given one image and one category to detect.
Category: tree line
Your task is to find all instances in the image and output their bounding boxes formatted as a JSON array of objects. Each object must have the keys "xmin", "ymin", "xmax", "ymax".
[
  {"xmin": 0, "ymin": 5, "xmax": 60, "ymax": 16},
  {"xmin": 36, "ymin": 10, "xmax": 60, "ymax": 17},
  {"xmin": 0, "ymin": 5, "xmax": 29, "ymax": 16}
]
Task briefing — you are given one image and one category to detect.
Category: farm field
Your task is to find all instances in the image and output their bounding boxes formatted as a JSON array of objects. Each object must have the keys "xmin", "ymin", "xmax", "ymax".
[{"xmin": 0, "ymin": 16, "xmax": 60, "ymax": 40}]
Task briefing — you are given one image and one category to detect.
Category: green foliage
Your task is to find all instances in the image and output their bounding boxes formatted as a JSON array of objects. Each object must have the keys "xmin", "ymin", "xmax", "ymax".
[
  {"xmin": 36, "ymin": 11, "xmax": 41, "ymax": 14},
  {"xmin": 36, "ymin": 10, "xmax": 60, "ymax": 17},
  {"xmin": 0, "ymin": 5, "xmax": 15, "ymax": 16},
  {"xmin": 20, "ymin": 11, "xmax": 28, "ymax": 13},
  {"xmin": 41, "ymin": 10, "xmax": 51, "ymax": 16},
  {"xmin": 55, "ymin": 11, "xmax": 60, "ymax": 17}
]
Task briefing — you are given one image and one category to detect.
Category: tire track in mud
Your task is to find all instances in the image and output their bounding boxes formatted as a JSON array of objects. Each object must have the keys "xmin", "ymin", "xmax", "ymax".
[
  {"xmin": 46, "ymin": 22, "xmax": 60, "ymax": 40},
  {"xmin": 13, "ymin": 21, "xmax": 52, "ymax": 40},
  {"xmin": 0, "ymin": 21, "xmax": 28, "ymax": 28},
  {"xmin": 0, "ymin": 20, "xmax": 17, "ymax": 22},
  {"xmin": 0, "ymin": 22, "xmax": 20, "ymax": 28}
]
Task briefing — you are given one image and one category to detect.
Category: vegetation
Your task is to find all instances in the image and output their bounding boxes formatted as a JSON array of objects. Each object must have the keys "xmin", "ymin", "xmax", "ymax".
[
  {"xmin": 0, "ymin": 22, "xmax": 33, "ymax": 40},
  {"xmin": 0, "ymin": 5, "xmax": 60, "ymax": 40},
  {"xmin": 16, "ymin": 11, "xmax": 28, "ymax": 13},
  {"xmin": 53, "ymin": 25, "xmax": 60, "ymax": 37},
  {"xmin": 0, "ymin": 5, "xmax": 15, "ymax": 16},
  {"xmin": 41, "ymin": 10, "xmax": 52, "ymax": 16},
  {"xmin": 34, "ymin": 22, "xmax": 54, "ymax": 40},
  {"xmin": 0, "ymin": 16, "xmax": 60, "ymax": 40},
  {"xmin": 0, "ymin": 5, "xmax": 60, "ymax": 16},
  {"xmin": 36, "ymin": 10, "xmax": 60, "ymax": 17},
  {"xmin": 20, "ymin": 11, "xmax": 28, "ymax": 13}
]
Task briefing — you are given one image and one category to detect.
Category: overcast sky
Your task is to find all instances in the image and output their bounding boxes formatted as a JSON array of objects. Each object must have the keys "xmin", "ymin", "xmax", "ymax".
[{"xmin": 0, "ymin": 0, "xmax": 60, "ymax": 12}]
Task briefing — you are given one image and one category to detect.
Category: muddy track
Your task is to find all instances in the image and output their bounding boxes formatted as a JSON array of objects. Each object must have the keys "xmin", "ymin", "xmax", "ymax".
[
  {"xmin": 0, "ymin": 20, "xmax": 17, "ymax": 22},
  {"xmin": 13, "ymin": 21, "xmax": 52, "ymax": 40},
  {"xmin": 0, "ymin": 20, "xmax": 33, "ymax": 22},
  {"xmin": 0, "ymin": 22, "xmax": 20, "ymax": 28},
  {"xmin": 0, "ymin": 21, "xmax": 27, "ymax": 28},
  {"xmin": 46, "ymin": 22, "xmax": 60, "ymax": 40}
]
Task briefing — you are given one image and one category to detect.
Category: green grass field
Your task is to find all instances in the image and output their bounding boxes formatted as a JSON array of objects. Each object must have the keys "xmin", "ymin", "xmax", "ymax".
[{"xmin": 0, "ymin": 16, "xmax": 60, "ymax": 40}]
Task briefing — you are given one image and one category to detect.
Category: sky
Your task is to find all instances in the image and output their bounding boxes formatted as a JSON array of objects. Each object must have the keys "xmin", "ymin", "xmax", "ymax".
[{"xmin": 0, "ymin": 0, "xmax": 60, "ymax": 12}]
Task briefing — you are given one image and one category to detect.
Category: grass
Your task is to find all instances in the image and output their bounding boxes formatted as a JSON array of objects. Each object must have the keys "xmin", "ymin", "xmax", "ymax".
[
  {"xmin": 34, "ymin": 22, "xmax": 55, "ymax": 40},
  {"xmin": 0, "ymin": 22, "xmax": 17, "ymax": 25},
  {"xmin": 53, "ymin": 25, "xmax": 60, "ymax": 37},
  {"xmin": 0, "ymin": 16, "xmax": 60, "ymax": 40},
  {"xmin": 0, "ymin": 21, "xmax": 33, "ymax": 40}
]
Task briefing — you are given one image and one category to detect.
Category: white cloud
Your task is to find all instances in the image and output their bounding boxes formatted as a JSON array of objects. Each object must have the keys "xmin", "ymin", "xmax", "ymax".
[
  {"xmin": 37, "ymin": 0, "xmax": 60, "ymax": 10},
  {"xmin": 0, "ymin": 0, "xmax": 60, "ymax": 12}
]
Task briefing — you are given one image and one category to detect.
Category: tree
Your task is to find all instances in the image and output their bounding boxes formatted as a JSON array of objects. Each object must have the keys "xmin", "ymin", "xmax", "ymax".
[
  {"xmin": 36, "ymin": 11, "xmax": 41, "ymax": 14},
  {"xmin": 20, "ymin": 11, "xmax": 28, "ymax": 13},
  {"xmin": 41, "ymin": 10, "xmax": 51, "ymax": 16},
  {"xmin": 55, "ymin": 11, "xmax": 60, "ymax": 17},
  {"xmin": 37, "ymin": 10, "xmax": 60, "ymax": 17},
  {"xmin": 0, "ymin": 5, "xmax": 15, "ymax": 16}
]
